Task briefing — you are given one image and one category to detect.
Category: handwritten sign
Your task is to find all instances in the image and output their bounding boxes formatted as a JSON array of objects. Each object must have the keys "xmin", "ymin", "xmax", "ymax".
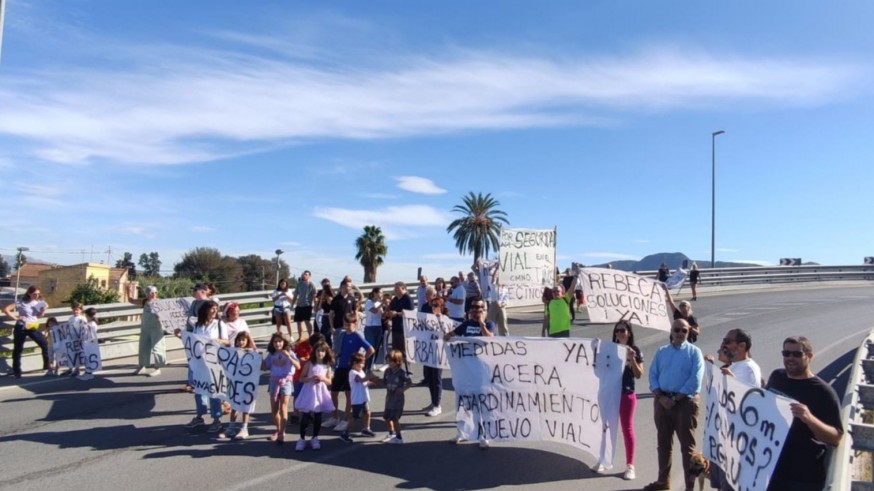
[
  {"xmin": 50, "ymin": 320, "xmax": 85, "ymax": 369},
  {"xmin": 447, "ymin": 337, "xmax": 624, "ymax": 463},
  {"xmin": 703, "ymin": 363, "xmax": 793, "ymax": 491},
  {"xmin": 498, "ymin": 227, "xmax": 556, "ymax": 307},
  {"xmin": 402, "ymin": 310, "xmax": 459, "ymax": 369},
  {"xmin": 579, "ymin": 268, "xmax": 671, "ymax": 331},
  {"xmin": 182, "ymin": 331, "xmax": 260, "ymax": 413},
  {"xmin": 150, "ymin": 298, "xmax": 193, "ymax": 334}
]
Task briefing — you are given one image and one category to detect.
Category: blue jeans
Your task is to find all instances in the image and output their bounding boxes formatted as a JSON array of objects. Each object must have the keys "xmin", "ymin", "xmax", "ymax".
[
  {"xmin": 364, "ymin": 325, "xmax": 384, "ymax": 372},
  {"xmin": 12, "ymin": 322, "xmax": 49, "ymax": 377},
  {"xmin": 195, "ymin": 394, "xmax": 223, "ymax": 420}
]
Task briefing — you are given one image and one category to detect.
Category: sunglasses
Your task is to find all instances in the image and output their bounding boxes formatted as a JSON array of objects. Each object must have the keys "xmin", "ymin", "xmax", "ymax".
[
  {"xmin": 673, "ymin": 327, "xmax": 689, "ymax": 334},
  {"xmin": 781, "ymin": 350, "xmax": 806, "ymax": 358}
]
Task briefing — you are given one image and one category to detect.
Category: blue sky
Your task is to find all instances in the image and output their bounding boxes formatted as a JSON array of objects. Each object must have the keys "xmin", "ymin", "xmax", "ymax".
[{"xmin": 1, "ymin": 0, "xmax": 873, "ymax": 283}]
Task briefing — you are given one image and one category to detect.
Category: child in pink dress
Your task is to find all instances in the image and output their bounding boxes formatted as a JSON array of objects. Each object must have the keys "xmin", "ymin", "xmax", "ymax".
[{"xmin": 294, "ymin": 341, "xmax": 335, "ymax": 451}]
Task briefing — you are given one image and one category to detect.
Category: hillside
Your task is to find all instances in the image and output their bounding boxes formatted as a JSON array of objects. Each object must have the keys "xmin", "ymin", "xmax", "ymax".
[{"xmin": 591, "ymin": 252, "xmax": 766, "ymax": 272}]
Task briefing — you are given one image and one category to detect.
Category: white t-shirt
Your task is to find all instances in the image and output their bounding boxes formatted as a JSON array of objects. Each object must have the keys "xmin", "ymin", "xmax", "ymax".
[
  {"xmin": 446, "ymin": 285, "xmax": 466, "ymax": 319},
  {"xmin": 192, "ymin": 319, "xmax": 225, "ymax": 340},
  {"xmin": 272, "ymin": 290, "xmax": 293, "ymax": 309},
  {"xmin": 364, "ymin": 299, "xmax": 383, "ymax": 327},
  {"xmin": 349, "ymin": 368, "xmax": 370, "ymax": 404},
  {"xmin": 224, "ymin": 318, "xmax": 249, "ymax": 341},
  {"xmin": 731, "ymin": 358, "xmax": 763, "ymax": 387},
  {"xmin": 416, "ymin": 285, "xmax": 428, "ymax": 311}
]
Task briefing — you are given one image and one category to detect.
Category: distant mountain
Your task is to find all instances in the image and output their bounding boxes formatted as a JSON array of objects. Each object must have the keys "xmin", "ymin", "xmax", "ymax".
[{"xmin": 590, "ymin": 252, "xmax": 766, "ymax": 272}]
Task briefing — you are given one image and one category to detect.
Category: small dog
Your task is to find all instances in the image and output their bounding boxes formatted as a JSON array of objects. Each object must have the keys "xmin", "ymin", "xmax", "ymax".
[{"xmin": 688, "ymin": 453, "xmax": 711, "ymax": 491}]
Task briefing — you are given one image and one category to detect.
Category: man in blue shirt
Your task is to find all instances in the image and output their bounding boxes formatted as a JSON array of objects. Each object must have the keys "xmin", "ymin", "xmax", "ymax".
[{"xmin": 644, "ymin": 319, "xmax": 704, "ymax": 491}]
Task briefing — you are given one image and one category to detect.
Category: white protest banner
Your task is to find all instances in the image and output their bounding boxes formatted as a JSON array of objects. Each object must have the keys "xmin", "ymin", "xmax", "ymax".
[
  {"xmin": 83, "ymin": 338, "xmax": 102, "ymax": 373},
  {"xmin": 217, "ymin": 346, "xmax": 260, "ymax": 413},
  {"xmin": 182, "ymin": 331, "xmax": 260, "ymax": 413},
  {"xmin": 498, "ymin": 227, "xmax": 556, "ymax": 307},
  {"xmin": 579, "ymin": 268, "xmax": 671, "ymax": 332},
  {"xmin": 50, "ymin": 321, "xmax": 84, "ymax": 368},
  {"xmin": 703, "ymin": 363, "xmax": 793, "ymax": 491},
  {"xmin": 402, "ymin": 310, "xmax": 459, "ymax": 369},
  {"xmin": 447, "ymin": 337, "xmax": 624, "ymax": 463},
  {"xmin": 150, "ymin": 298, "xmax": 192, "ymax": 334},
  {"xmin": 664, "ymin": 269, "xmax": 688, "ymax": 291},
  {"xmin": 183, "ymin": 331, "xmax": 230, "ymax": 399}
]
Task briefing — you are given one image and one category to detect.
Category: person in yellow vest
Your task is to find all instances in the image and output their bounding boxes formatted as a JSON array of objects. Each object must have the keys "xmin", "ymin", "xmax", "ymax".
[{"xmin": 545, "ymin": 274, "xmax": 578, "ymax": 338}]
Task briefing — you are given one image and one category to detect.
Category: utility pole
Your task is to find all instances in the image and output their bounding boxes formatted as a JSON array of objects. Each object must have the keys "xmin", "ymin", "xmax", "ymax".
[{"xmin": 14, "ymin": 246, "xmax": 29, "ymax": 299}]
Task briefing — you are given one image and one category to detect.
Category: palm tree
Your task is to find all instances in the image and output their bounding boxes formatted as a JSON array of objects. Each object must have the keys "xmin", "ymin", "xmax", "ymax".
[
  {"xmin": 355, "ymin": 225, "xmax": 388, "ymax": 283},
  {"xmin": 446, "ymin": 192, "xmax": 509, "ymax": 266}
]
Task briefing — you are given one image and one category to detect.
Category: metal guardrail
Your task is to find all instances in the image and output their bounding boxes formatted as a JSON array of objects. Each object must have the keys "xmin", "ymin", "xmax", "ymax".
[
  {"xmin": 829, "ymin": 330, "xmax": 874, "ymax": 491},
  {"xmin": 4, "ymin": 265, "xmax": 874, "ymax": 373},
  {"xmin": 0, "ymin": 280, "xmax": 416, "ymax": 373}
]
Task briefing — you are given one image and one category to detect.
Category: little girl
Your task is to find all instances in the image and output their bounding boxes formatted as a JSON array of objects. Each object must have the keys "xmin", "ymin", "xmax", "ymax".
[
  {"xmin": 382, "ymin": 349, "xmax": 412, "ymax": 444},
  {"xmin": 65, "ymin": 303, "xmax": 88, "ymax": 377},
  {"xmin": 294, "ymin": 340, "xmax": 335, "ymax": 451},
  {"xmin": 77, "ymin": 307, "xmax": 100, "ymax": 381},
  {"xmin": 262, "ymin": 333, "xmax": 300, "ymax": 444},
  {"xmin": 220, "ymin": 331, "xmax": 258, "ymax": 440}
]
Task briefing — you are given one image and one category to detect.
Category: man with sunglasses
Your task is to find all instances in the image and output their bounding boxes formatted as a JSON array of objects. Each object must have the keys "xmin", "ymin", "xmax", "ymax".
[
  {"xmin": 720, "ymin": 329, "xmax": 761, "ymax": 387},
  {"xmin": 765, "ymin": 336, "xmax": 842, "ymax": 491},
  {"xmin": 645, "ymin": 319, "xmax": 704, "ymax": 491}
]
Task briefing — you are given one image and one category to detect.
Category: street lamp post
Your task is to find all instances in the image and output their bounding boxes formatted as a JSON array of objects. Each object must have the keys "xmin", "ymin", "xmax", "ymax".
[
  {"xmin": 274, "ymin": 249, "xmax": 284, "ymax": 285},
  {"xmin": 711, "ymin": 130, "xmax": 725, "ymax": 269},
  {"xmin": 14, "ymin": 246, "xmax": 29, "ymax": 300}
]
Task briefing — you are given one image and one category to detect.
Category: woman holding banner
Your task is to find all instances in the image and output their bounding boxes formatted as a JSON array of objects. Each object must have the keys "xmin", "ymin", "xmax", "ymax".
[
  {"xmin": 178, "ymin": 300, "xmax": 229, "ymax": 434},
  {"xmin": 421, "ymin": 295, "xmax": 446, "ymax": 417},
  {"xmin": 596, "ymin": 320, "xmax": 644, "ymax": 480},
  {"xmin": 665, "ymin": 288, "xmax": 700, "ymax": 343},
  {"xmin": 3, "ymin": 285, "xmax": 51, "ymax": 378},
  {"xmin": 135, "ymin": 286, "xmax": 166, "ymax": 377}
]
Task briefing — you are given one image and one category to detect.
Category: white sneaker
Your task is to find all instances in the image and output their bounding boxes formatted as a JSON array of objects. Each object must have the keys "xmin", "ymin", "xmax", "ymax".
[
  {"xmin": 310, "ymin": 437, "xmax": 321, "ymax": 450},
  {"xmin": 234, "ymin": 429, "xmax": 249, "ymax": 440},
  {"xmin": 148, "ymin": 368, "xmax": 161, "ymax": 377},
  {"xmin": 334, "ymin": 420, "xmax": 348, "ymax": 432},
  {"xmin": 387, "ymin": 436, "xmax": 404, "ymax": 444},
  {"xmin": 382, "ymin": 433, "xmax": 397, "ymax": 443},
  {"xmin": 295, "ymin": 439, "xmax": 306, "ymax": 452},
  {"xmin": 623, "ymin": 465, "xmax": 636, "ymax": 480},
  {"xmin": 594, "ymin": 463, "xmax": 613, "ymax": 474},
  {"xmin": 77, "ymin": 373, "xmax": 94, "ymax": 381},
  {"xmin": 449, "ymin": 434, "xmax": 466, "ymax": 444},
  {"xmin": 478, "ymin": 438, "xmax": 490, "ymax": 450},
  {"xmin": 426, "ymin": 406, "xmax": 442, "ymax": 417},
  {"xmin": 322, "ymin": 417, "xmax": 338, "ymax": 428},
  {"xmin": 134, "ymin": 367, "xmax": 147, "ymax": 376}
]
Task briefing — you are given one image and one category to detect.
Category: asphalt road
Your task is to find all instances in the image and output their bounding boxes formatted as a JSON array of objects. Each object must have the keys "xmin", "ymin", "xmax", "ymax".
[{"xmin": 1, "ymin": 285, "xmax": 872, "ymax": 491}]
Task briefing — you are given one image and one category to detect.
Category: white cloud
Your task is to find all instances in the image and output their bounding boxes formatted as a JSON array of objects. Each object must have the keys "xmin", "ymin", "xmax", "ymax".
[
  {"xmin": 0, "ymin": 41, "xmax": 866, "ymax": 166},
  {"xmin": 716, "ymin": 247, "xmax": 739, "ymax": 253},
  {"xmin": 192, "ymin": 225, "xmax": 216, "ymax": 233},
  {"xmin": 313, "ymin": 204, "xmax": 451, "ymax": 239},
  {"xmin": 14, "ymin": 182, "xmax": 63, "ymax": 197},
  {"xmin": 395, "ymin": 176, "xmax": 447, "ymax": 195},
  {"xmin": 363, "ymin": 193, "xmax": 399, "ymax": 200}
]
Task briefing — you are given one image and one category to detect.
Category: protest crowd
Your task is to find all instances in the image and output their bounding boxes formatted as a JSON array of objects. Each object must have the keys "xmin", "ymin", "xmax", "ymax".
[{"xmin": 3, "ymin": 264, "xmax": 843, "ymax": 491}]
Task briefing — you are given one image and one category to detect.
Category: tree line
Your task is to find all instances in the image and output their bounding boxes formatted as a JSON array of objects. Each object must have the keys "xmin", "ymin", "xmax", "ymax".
[{"xmin": 12, "ymin": 191, "xmax": 509, "ymax": 305}]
